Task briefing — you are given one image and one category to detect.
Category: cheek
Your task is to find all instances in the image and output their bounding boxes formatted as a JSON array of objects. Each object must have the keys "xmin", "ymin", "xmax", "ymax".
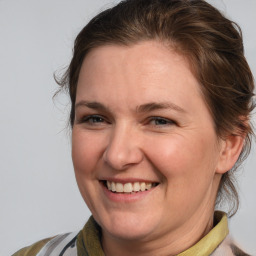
[
  {"xmin": 145, "ymin": 134, "xmax": 219, "ymax": 215},
  {"xmin": 144, "ymin": 133, "xmax": 219, "ymax": 184},
  {"xmin": 71, "ymin": 129, "xmax": 106, "ymax": 211},
  {"xmin": 71, "ymin": 129, "xmax": 104, "ymax": 178}
]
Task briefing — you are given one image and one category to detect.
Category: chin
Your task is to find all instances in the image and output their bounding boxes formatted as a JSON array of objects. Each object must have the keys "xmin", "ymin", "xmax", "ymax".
[{"xmin": 98, "ymin": 211, "xmax": 160, "ymax": 241}]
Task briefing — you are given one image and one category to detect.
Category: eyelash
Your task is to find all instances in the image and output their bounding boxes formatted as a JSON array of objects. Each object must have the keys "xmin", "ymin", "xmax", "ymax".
[
  {"xmin": 80, "ymin": 115, "xmax": 108, "ymax": 125},
  {"xmin": 147, "ymin": 117, "xmax": 175, "ymax": 126},
  {"xmin": 79, "ymin": 115, "xmax": 175, "ymax": 127}
]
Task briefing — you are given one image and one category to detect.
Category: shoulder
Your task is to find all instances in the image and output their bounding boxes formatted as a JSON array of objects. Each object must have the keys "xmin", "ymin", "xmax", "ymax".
[
  {"xmin": 12, "ymin": 237, "xmax": 54, "ymax": 256},
  {"xmin": 211, "ymin": 235, "xmax": 251, "ymax": 256},
  {"xmin": 12, "ymin": 231, "xmax": 79, "ymax": 256}
]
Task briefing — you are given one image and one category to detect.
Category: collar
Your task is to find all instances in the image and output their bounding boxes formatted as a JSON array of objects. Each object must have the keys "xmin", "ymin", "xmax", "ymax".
[{"xmin": 178, "ymin": 211, "xmax": 229, "ymax": 256}]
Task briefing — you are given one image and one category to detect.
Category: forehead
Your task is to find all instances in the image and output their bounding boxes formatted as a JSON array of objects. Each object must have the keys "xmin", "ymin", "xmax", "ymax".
[
  {"xmin": 77, "ymin": 41, "xmax": 200, "ymax": 95},
  {"xmin": 81, "ymin": 41, "xmax": 192, "ymax": 73},
  {"xmin": 76, "ymin": 41, "xmax": 209, "ymax": 116}
]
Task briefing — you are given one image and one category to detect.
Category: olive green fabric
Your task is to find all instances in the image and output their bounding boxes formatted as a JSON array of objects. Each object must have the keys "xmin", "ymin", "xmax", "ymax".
[
  {"xmin": 178, "ymin": 211, "xmax": 228, "ymax": 256},
  {"xmin": 77, "ymin": 216, "xmax": 104, "ymax": 256},
  {"xmin": 12, "ymin": 237, "xmax": 54, "ymax": 256},
  {"xmin": 12, "ymin": 211, "xmax": 228, "ymax": 256}
]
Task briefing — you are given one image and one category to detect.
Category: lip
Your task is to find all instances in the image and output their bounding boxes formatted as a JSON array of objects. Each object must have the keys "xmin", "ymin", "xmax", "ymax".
[
  {"xmin": 99, "ymin": 177, "xmax": 159, "ymax": 184},
  {"xmin": 100, "ymin": 180, "xmax": 158, "ymax": 203}
]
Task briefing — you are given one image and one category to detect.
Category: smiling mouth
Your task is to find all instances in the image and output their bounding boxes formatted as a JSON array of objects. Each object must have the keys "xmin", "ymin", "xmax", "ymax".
[{"xmin": 102, "ymin": 181, "xmax": 159, "ymax": 193}]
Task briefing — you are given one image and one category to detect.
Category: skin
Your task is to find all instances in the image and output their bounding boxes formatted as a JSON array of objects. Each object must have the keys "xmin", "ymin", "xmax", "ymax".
[{"xmin": 72, "ymin": 41, "xmax": 244, "ymax": 256}]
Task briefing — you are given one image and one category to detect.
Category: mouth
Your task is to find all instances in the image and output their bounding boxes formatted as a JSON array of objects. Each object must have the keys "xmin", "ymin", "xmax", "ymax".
[{"xmin": 101, "ymin": 180, "xmax": 159, "ymax": 193}]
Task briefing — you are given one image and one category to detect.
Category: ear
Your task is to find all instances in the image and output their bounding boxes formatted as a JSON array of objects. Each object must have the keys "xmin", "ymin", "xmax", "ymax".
[{"xmin": 216, "ymin": 135, "xmax": 245, "ymax": 174}]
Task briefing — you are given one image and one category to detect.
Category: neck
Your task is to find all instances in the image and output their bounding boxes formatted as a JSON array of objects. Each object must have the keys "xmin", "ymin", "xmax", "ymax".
[{"xmin": 102, "ymin": 206, "xmax": 215, "ymax": 256}]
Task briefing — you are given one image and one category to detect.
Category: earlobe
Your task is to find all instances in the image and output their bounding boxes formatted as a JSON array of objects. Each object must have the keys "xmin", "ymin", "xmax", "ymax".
[{"xmin": 216, "ymin": 135, "xmax": 245, "ymax": 174}]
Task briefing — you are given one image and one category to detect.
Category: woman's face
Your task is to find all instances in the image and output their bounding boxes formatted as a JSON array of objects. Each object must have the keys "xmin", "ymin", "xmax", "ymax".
[{"xmin": 72, "ymin": 41, "xmax": 224, "ymax": 242}]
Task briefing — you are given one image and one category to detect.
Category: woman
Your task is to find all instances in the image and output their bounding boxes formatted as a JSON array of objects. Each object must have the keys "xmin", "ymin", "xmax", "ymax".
[{"xmin": 13, "ymin": 0, "xmax": 254, "ymax": 255}]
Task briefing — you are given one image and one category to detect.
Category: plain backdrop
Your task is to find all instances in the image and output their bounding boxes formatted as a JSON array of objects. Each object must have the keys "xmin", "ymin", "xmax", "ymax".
[{"xmin": 0, "ymin": 0, "xmax": 255, "ymax": 255}]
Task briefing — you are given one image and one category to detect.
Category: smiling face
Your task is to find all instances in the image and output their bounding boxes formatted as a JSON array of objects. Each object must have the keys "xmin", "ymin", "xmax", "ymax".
[{"xmin": 72, "ymin": 41, "xmax": 225, "ymax": 250}]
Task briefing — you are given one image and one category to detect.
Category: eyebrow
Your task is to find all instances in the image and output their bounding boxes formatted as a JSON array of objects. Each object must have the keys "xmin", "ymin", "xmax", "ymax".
[
  {"xmin": 75, "ymin": 101, "xmax": 108, "ymax": 111},
  {"xmin": 75, "ymin": 100, "xmax": 186, "ymax": 114},
  {"xmin": 136, "ymin": 102, "xmax": 186, "ymax": 114}
]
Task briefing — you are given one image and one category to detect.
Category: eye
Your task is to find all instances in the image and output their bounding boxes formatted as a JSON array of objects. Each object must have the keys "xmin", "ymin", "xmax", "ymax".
[
  {"xmin": 148, "ymin": 117, "xmax": 175, "ymax": 126},
  {"xmin": 81, "ymin": 115, "xmax": 107, "ymax": 125}
]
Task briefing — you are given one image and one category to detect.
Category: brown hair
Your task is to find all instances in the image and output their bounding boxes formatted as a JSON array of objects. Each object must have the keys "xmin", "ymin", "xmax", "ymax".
[{"xmin": 57, "ymin": 0, "xmax": 255, "ymax": 216}]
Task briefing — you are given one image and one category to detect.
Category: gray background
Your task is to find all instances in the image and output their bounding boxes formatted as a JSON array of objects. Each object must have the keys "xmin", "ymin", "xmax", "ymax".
[{"xmin": 0, "ymin": 0, "xmax": 255, "ymax": 255}]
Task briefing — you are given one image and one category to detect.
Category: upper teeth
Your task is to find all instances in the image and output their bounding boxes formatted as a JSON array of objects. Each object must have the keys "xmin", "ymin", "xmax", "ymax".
[{"xmin": 106, "ymin": 181, "xmax": 155, "ymax": 193}]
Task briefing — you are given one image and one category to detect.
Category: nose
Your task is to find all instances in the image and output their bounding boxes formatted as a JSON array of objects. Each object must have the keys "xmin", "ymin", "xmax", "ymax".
[{"xmin": 103, "ymin": 124, "xmax": 144, "ymax": 170}]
